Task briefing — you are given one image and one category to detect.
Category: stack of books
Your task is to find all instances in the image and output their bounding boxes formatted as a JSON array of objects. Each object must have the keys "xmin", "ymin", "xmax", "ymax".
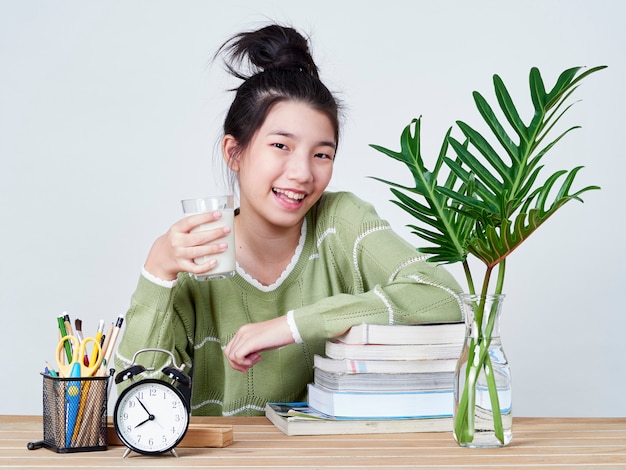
[{"xmin": 265, "ymin": 321, "xmax": 465, "ymax": 435}]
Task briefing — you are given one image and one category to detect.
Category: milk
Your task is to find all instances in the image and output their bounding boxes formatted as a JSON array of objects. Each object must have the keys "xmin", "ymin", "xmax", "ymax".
[{"xmin": 191, "ymin": 208, "xmax": 236, "ymax": 280}]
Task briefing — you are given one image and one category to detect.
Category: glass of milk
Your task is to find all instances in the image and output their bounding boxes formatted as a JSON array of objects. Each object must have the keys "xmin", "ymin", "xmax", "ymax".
[{"xmin": 181, "ymin": 195, "xmax": 236, "ymax": 281}]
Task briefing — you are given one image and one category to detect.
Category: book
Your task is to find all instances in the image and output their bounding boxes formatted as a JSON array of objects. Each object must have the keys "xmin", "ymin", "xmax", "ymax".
[
  {"xmin": 264, "ymin": 402, "xmax": 452, "ymax": 436},
  {"xmin": 325, "ymin": 340, "xmax": 463, "ymax": 361},
  {"xmin": 307, "ymin": 383, "xmax": 454, "ymax": 419},
  {"xmin": 336, "ymin": 322, "xmax": 464, "ymax": 345},
  {"xmin": 313, "ymin": 368, "xmax": 454, "ymax": 392},
  {"xmin": 314, "ymin": 354, "xmax": 457, "ymax": 374}
]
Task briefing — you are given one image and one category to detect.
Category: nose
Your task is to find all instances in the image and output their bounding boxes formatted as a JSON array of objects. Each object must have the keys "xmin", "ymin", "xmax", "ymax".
[{"xmin": 285, "ymin": 151, "xmax": 314, "ymax": 183}]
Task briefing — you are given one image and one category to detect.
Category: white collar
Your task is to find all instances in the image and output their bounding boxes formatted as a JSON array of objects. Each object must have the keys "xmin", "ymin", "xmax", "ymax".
[{"xmin": 235, "ymin": 218, "xmax": 307, "ymax": 292}]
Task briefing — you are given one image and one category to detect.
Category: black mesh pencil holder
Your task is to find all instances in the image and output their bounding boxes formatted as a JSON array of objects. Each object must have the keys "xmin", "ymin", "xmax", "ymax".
[{"xmin": 40, "ymin": 374, "xmax": 109, "ymax": 453}]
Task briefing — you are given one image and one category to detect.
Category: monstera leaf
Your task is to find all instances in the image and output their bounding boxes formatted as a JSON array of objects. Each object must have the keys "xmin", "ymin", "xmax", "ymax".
[
  {"xmin": 370, "ymin": 118, "xmax": 473, "ymax": 266},
  {"xmin": 371, "ymin": 65, "xmax": 604, "ymax": 295}
]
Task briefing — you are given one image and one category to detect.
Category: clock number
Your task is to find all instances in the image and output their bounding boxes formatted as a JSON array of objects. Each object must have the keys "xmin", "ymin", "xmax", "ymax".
[{"xmin": 114, "ymin": 378, "xmax": 190, "ymax": 455}]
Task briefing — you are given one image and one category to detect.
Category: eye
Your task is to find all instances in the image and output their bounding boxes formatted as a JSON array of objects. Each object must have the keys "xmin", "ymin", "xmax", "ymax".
[
  {"xmin": 315, "ymin": 152, "xmax": 335, "ymax": 161},
  {"xmin": 272, "ymin": 143, "xmax": 289, "ymax": 151}
]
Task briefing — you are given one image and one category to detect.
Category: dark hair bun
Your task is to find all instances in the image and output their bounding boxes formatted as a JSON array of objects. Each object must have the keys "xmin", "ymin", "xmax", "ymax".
[{"xmin": 219, "ymin": 24, "xmax": 319, "ymax": 79}]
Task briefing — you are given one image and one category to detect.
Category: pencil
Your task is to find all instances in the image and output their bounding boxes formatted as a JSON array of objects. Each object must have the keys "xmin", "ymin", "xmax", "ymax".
[
  {"xmin": 91, "ymin": 320, "xmax": 105, "ymax": 366},
  {"xmin": 71, "ymin": 379, "xmax": 89, "ymax": 446},
  {"xmin": 76, "ymin": 378, "xmax": 100, "ymax": 447},
  {"xmin": 63, "ymin": 312, "xmax": 74, "ymax": 337},
  {"xmin": 99, "ymin": 315, "xmax": 124, "ymax": 376},
  {"xmin": 98, "ymin": 323, "xmax": 114, "ymax": 369},
  {"xmin": 45, "ymin": 361, "xmax": 58, "ymax": 377},
  {"xmin": 55, "ymin": 379, "xmax": 66, "ymax": 449}
]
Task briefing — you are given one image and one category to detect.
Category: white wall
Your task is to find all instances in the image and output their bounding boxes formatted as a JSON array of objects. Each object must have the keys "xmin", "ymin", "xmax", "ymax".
[{"xmin": 1, "ymin": 0, "xmax": 624, "ymax": 417}]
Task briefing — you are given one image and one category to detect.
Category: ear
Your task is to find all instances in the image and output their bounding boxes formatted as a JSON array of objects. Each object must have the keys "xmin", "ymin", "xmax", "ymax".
[{"xmin": 222, "ymin": 135, "xmax": 240, "ymax": 172}]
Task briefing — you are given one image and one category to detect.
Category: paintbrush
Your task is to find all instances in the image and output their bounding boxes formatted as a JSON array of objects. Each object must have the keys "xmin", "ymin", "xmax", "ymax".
[{"xmin": 74, "ymin": 318, "xmax": 89, "ymax": 366}]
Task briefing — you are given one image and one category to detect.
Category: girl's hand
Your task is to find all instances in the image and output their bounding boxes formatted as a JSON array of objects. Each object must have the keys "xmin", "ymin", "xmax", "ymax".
[
  {"xmin": 144, "ymin": 211, "xmax": 231, "ymax": 281},
  {"xmin": 224, "ymin": 316, "xmax": 294, "ymax": 372}
]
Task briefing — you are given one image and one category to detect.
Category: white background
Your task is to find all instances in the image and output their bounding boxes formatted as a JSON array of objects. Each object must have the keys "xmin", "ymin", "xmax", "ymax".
[{"xmin": 1, "ymin": 0, "xmax": 624, "ymax": 417}]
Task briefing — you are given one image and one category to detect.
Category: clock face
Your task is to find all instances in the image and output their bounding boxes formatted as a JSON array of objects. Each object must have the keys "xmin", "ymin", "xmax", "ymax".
[{"xmin": 114, "ymin": 379, "xmax": 190, "ymax": 455}]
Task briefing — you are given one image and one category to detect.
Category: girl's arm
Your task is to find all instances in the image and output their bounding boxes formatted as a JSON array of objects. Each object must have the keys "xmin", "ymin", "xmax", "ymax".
[
  {"xmin": 224, "ymin": 192, "xmax": 463, "ymax": 372},
  {"xmin": 114, "ymin": 276, "xmax": 192, "ymax": 385}
]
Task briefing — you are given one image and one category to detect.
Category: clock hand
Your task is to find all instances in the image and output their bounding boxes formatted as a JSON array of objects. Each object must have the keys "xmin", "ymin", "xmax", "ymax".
[
  {"xmin": 135, "ymin": 396, "xmax": 152, "ymax": 416},
  {"xmin": 133, "ymin": 396, "xmax": 157, "ymax": 428},
  {"xmin": 134, "ymin": 413, "xmax": 155, "ymax": 428}
]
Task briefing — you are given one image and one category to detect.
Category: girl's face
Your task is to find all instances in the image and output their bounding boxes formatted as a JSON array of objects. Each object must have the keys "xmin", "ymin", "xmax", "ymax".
[{"xmin": 225, "ymin": 100, "xmax": 336, "ymax": 231}]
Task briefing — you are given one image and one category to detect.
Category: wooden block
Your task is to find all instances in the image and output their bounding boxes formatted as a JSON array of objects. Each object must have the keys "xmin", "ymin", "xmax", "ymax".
[{"xmin": 106, "ymin": 418, "xmax": 233, "ymax": 448}]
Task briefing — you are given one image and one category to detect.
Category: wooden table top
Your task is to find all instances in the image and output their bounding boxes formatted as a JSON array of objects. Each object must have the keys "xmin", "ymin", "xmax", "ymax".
[{"xmin": 2, "ymin": 415, "xmax": 625, "ymax": 469}]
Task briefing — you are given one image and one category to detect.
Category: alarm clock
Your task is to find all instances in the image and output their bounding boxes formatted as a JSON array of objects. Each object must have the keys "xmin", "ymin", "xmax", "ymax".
[{"xmin": 113, "ymin": 348, "xmax": 191, "ymax": 458}]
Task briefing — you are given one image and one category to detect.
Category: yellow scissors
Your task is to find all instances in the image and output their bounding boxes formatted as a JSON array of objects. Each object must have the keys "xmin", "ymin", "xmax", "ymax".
[{"xmin": 56, "ymin": 335, "xmax": 102, "ymax": 378}]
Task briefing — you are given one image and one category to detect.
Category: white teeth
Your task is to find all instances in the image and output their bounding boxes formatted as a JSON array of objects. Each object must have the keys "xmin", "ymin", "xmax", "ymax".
[{"xmin": 274, "ymin": 188, "xmax": 305, "ymax": 200}]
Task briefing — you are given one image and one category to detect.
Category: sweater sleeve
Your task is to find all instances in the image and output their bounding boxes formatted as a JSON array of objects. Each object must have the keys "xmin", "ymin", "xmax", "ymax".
[
  {"xmin": 114, "ymin": 274, "xmax": 193, "ymax": 385},
  {"xmin": 292, "ymin": 192, "xmax": 463, "ymax": 343}
]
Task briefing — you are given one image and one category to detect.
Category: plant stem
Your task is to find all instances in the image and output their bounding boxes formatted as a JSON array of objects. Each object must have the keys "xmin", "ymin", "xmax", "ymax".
[
  {"xmin": 454, "ymin": 264, "xmax": 505, "ymax": 445},
  {"xmin": 463, "ymin": 260, "xmax": 476, "ymax": 295},
  {"xmin": 495, "ymin": 259, "xmax": 506, "ymax": 295}
]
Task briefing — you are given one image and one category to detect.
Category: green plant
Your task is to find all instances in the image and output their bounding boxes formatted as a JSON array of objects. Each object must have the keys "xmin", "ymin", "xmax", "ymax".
[{"xmin": 370, "ymin": 65, "xmax": 605, "ymax": 445}]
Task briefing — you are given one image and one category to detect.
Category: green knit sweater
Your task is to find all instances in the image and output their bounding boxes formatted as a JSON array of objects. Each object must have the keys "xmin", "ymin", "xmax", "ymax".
[{"xmin": 115, "ymin": 192, "xmax": 462, "ymax": 416}]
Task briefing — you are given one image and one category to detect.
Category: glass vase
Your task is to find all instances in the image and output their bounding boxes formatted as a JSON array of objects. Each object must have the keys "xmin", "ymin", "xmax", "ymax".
[{"xmin": 453, "ymin": 294, "xmax": 512, "ymax": 447}]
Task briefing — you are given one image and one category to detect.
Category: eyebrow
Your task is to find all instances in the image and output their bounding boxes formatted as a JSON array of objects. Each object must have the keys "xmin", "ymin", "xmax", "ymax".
[{"xmin": 270, "ymin": 131, "xmax": 337, "ymax": 150}]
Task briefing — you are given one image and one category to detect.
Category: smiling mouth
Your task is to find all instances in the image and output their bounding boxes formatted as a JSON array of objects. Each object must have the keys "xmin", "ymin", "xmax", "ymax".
[{"xmin": 273, "ymin": 188, "xmax": 306, "ymax": 203}]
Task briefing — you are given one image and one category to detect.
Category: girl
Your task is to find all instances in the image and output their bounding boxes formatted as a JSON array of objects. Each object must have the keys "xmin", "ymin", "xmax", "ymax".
[{"xmin": 115, "ymin": 24, "xmax": 462, "ymax": 416}]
